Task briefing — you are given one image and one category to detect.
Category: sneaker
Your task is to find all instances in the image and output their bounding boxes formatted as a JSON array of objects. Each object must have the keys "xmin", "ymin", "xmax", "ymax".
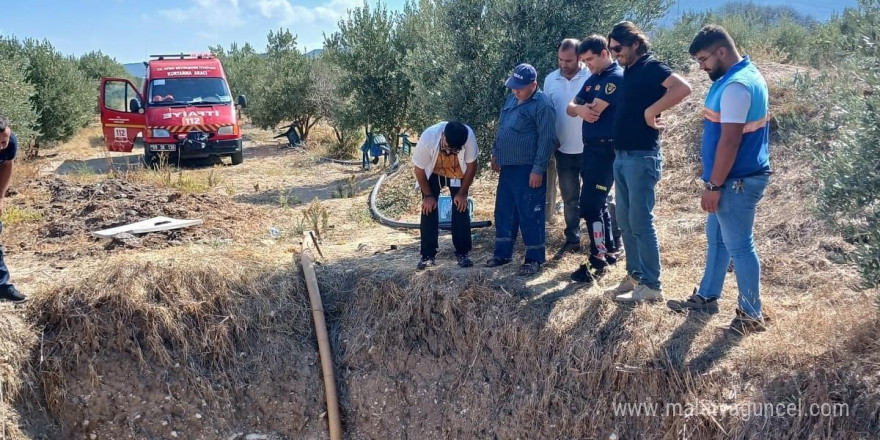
[
  {"xmin": 611, "ymin": 274, "xmax": 638, "ymax": 294},
  {"xmin": 667, "ymin": 288, "xmax": 719, "ymax": 314},
  {"xmin": 613, "ymin": 284, "xmax": 663, "ymax": 303},
  {"xmin": 517, "ymin": 261, "xmax": 541, "ymax": 276},
  {"xmin": 417, "ymin": 256, "xmax": 435, "ymax": 270},
  {"xmin": 570, "ymin": 264, "xmax": 594, "ymax": 284},
  {"xmin": 0, "ymin": 286, "xmax": 27, "ymax": 303},
  {"xmin": 729, "ymin": 310, "xmax": 767, "ymax": 335},
  {"xmin": 485, "ymin": 257, "xmax": 511, "ymax": 268},
  {"xmin": 456, "ymin": 253, "xmax": 474, "ymax": 268}
]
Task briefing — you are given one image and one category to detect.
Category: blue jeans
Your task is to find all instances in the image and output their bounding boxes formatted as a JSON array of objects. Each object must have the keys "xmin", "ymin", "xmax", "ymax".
[
  {"xmin": 697, "ymin": 174, "xmax": 770, "ymax": 319},
  {"xmin": 613, "ymin": 149, "xmax": 662, "ymax": 290},
  {"xmin": 0, "ymin": 220, "xmax": 10, "ymax": 289},
  {"xmin": 494, "ymin": 165, "xmax": 547, "ymax": 264},
  {"xmin": 556, "ymin": 151, "xmax": 582, "ymax": 244}
]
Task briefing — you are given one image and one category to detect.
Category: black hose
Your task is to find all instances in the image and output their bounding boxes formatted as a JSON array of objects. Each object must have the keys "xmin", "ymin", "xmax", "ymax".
[{"xmin": 367, "ymin": 151, "xmax": 492, "ymax": 230}]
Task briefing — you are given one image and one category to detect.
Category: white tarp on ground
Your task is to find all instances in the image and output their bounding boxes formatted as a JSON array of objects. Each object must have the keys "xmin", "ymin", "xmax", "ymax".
[{"xmin": 91, "ymin": 216, "xmax": 203, "ymax": 238}]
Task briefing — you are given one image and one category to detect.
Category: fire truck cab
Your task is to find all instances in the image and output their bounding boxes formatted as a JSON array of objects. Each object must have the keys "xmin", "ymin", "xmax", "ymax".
[{"xmin": 99, "ymin": 52, "xmax": 247, "ymax": 165}]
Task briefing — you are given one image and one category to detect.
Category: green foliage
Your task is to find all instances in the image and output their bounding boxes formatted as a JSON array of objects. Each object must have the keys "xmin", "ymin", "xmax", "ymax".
[
  {"xmin": 653, "ymin": 1, "xmax": 820, "ymax": 71},
  {"xmin": 78, "ymin": 51, "xmax": 131, "ymax": 81},
  {"xmin": 0, "ymin": 56, "xmax": 40, "ymax": 151},
  {"xmin": 324, "ymin": 1, "xmax": 413, "ymax": 149},
  {"xmin": 214, "ymin": 31, "xmax": 330, "ymax": 141},
  {"xmin": 0, "ymin": 38, "xmax": 94, "ymax": 145},
  {"xmin": 337, "ymin": 0, "xmax": 671, "ymax": 168},
  {"xmin": 815, "ymin": 0, "xmax": 880, "ymax": 288}
]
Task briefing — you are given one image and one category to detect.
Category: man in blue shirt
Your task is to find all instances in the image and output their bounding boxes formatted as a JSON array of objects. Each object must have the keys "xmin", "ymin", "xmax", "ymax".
[
  {"xmin": 0, "ymin": 116, "xmax": 26, "ymax": 303},
  {"xmin": 567, "ymin": 35, "xmax": 624, "ymax": 286},
  {"xmin": 487, "ymin": 64, "xmax": 558, "ymax": 276},
  {"xmin": 667, "ymin": 25, "xmax": 772, "ymax": 335}
]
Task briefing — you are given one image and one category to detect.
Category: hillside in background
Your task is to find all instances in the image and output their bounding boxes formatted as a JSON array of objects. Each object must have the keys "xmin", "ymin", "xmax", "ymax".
[{"xmin": 668, "ymin": 0, "xmax": 858, "ymax": 21}]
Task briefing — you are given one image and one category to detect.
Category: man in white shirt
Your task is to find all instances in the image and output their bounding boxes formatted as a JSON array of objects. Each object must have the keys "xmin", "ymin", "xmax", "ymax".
[
  {"xmin": 543, "ymin": 38, "xmax": 591, "ymax": 258},
  {"xmin": 411, "ymin": 121, "xmax": 479, "ymax": 270}
]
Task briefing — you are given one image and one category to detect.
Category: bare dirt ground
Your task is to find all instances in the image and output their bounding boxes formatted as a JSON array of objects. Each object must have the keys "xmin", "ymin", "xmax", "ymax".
[{"xmin": 0, "ymin": 63, "xmax": 877, "ymax": 439}]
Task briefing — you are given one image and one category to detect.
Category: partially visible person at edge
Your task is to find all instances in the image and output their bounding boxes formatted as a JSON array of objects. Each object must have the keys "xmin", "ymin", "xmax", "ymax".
[
  {"xmin": 566, "ymin": 34, "xmax": 624, "ymax": 286},
  {"xmin": 667, "ymin": 25, "xmax": 772, "ymax": 335},
  {"xmin": 601, "ymin": 21, "xmax": 692, "ymax": 303},
  {"xmin": 411, "ymin": 121, "xmax": 479, "ymax": 270},
  {"xmin": 487, "ymin": 63, "xmax": 558, "ymax": 276},
  {"xmin": 0, "ymin": 116, "xmax": 27, "ymax": 303},
  {"xmin": 543, "ymin": 38, "xmax": 591, "ymax": 259}
]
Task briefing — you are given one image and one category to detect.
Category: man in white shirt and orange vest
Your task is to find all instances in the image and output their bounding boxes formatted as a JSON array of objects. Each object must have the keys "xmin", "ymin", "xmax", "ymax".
[{"xmin": 411, "ymin": 121, "xmax": 479, "ymax": 270}]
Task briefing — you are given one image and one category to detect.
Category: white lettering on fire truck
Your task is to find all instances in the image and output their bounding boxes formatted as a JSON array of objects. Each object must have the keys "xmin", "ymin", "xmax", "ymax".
[{"xmin": 163, "ymin": 110, "xmax": 220, "ymax": 119}]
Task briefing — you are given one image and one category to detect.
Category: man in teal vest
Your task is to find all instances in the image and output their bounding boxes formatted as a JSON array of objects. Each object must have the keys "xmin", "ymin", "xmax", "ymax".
[{"xmin": 667, "ymin": 25, "xmax": 772, "ymax": 335}]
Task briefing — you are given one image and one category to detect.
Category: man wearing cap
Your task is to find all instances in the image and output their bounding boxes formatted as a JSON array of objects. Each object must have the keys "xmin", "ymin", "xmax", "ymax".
[
  {"xmin": 412, "ymin": 121, "xmax": 479, "ymax": 270},
  {"xmin": 487, "ymin": 63, "xmax": 558, "ymax": 276}
]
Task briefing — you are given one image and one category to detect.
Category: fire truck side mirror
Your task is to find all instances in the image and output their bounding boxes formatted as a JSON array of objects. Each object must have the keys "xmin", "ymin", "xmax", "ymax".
[
  {"xmin": 237, "ymin": 94, "xmax": 247, "ymax": 108},
  {"xmin": 129, "ymin": 99, "xmax": 141, "ymax": 113}
]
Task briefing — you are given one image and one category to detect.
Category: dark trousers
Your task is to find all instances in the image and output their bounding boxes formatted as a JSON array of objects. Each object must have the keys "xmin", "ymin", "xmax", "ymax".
[
  {"xmin": 556, "ymin": 151, "xmax": 583, "ymax": 244},
  {"xmin": 420, "ymin": 173, "xmax": 472, "ymax": 258},
  {"xmin": 493, "ymin": 164, "xmax": 547, "ymax": 264},
  {"xmin": 579, "ymin": 142, "xmax": 618, "ymax": 267},
  {"xmin": 0, "ymin": 221, "xmax": 10, "ymax": 288}
]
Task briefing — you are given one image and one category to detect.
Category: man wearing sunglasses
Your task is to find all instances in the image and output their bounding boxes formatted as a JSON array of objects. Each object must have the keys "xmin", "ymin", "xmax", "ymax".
[
  {"xmin": 603, "ymin": 21, "xmax": 692, "ymax": 304},
  {"xmin": 412, "ymin": 121, "xmax": 479, "ymax": 270},
  {"xmin": 667, "ymin": 25, "xmax": 772, "ymax": 335}
]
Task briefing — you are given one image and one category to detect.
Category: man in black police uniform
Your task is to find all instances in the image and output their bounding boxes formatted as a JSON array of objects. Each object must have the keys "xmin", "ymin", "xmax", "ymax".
[
  {"xmin": 566, "ymin": 35, "xmax": 624, "ymax": 285},
  {"xmin": 0, "ymin": 116, "xmax": 27, "ymax": 303}
]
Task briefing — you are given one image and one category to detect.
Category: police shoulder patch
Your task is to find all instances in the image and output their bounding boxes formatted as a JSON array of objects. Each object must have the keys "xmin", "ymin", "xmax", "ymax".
[{"xmin": 605, "ymin": 82, "xmax": 617, "ymax": 95}]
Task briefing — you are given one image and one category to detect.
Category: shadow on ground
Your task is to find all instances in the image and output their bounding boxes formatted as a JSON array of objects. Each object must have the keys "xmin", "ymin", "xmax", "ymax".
[
  {"xmin": 54, "ymin": 155, "xmax": 226, "ymax": 175},
  {"xmin": 234, "ymin": 175, "xmax": 380, "ymax": 206}
]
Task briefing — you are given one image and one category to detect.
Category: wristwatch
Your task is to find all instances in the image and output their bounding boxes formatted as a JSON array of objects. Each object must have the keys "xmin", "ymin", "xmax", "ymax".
[{"xmin": 704, "ymin": 181, "xmax": 723, "ymax": 191}]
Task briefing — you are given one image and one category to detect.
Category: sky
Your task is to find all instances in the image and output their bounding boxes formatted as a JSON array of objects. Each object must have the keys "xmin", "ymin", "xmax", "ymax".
[
  {"xmin": 1, "ymin": 0, "xmax": 858, "ymax": 64},
  {"xmin": 0, "ymin": 0, "xmax": 405, "ymax": 63}
]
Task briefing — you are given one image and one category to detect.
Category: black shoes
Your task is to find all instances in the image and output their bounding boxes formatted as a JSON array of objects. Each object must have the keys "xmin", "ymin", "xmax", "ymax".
[
  {"xmin": 417, "ymin": 256, "xmax": 435, "ymax": 270},
  {"xmin": 729, "ymin": 308, "xmax": 768, "ymax": 335},
  {"xmin": 667, "ymin": 288, "xmax": 720, "ymax": 314},
  {"xmin": 419, "ymin": 254, "xmax": 474, "ymax": 269},
  {"xmin": 0, "ymin": 286, "xmax": 27, "ymax": 303}
]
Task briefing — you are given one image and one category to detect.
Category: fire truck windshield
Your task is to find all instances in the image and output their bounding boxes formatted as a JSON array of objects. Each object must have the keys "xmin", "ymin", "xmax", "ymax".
[{"xmin": 147, "ymin": 78, "xmax": 232, "ymax": 106}]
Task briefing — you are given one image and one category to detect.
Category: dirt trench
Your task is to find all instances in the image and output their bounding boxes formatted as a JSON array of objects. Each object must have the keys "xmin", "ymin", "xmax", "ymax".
[{"xmin": 4, "ymin": 256, "xmax": 877, "ymax": 440}]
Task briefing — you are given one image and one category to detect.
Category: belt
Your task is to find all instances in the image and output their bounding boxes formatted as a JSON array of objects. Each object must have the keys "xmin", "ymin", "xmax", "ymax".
[
  {"xmin": 583, "ymin": 137, "xmax": 614, "ymax": 144},
  {"xmin": 737, "ymin": 167, "xmax": 773, "ymax": 178}
]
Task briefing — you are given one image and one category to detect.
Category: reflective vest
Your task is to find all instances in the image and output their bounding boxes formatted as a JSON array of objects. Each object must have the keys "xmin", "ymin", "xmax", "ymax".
[{"xmin": 701, "ymin": 55, "xmax": 770, "ymax": 181}]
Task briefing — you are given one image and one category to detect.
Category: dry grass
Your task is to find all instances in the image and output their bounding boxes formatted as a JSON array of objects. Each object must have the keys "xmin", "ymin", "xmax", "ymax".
[
  {"xmin": 0, "ymin": 62, "xmax": 876, "ymax": 439},
  {"xmin": 24, "ymin": 257, "xmax": 324, "ymax": 437},
  {"xmin": 0, "ymin": 311, "xmax": 38, "ymax": 440}
]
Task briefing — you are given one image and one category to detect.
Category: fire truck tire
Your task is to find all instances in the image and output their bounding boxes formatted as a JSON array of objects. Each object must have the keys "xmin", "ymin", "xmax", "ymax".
[{"xmin": 230, "ymin": 151, "xmax": 244, "ymax": 165}]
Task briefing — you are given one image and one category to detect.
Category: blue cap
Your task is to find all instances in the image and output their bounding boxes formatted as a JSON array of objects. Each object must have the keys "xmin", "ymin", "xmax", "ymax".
[{"xmin": 505, "ymin": 63, "xmax": 537, "ymax": 89}]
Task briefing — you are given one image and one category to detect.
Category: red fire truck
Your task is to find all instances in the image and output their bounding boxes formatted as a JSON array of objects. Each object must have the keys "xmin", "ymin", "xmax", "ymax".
[{"xmin": 99, "ymin": 52, "xmax": 247, "ymax": 165}]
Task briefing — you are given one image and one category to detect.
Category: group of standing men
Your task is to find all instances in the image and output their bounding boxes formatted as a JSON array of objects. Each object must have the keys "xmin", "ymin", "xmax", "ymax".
[{"xmin": 412, "ymin": 21, "xmax": 773, "ymax": 334}]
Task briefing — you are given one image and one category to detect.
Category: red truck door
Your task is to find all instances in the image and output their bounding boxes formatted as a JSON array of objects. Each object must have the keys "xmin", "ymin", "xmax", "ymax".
[{"xmin": 99, "ymin": 78, "xmax": 146, "ymax": 152}]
